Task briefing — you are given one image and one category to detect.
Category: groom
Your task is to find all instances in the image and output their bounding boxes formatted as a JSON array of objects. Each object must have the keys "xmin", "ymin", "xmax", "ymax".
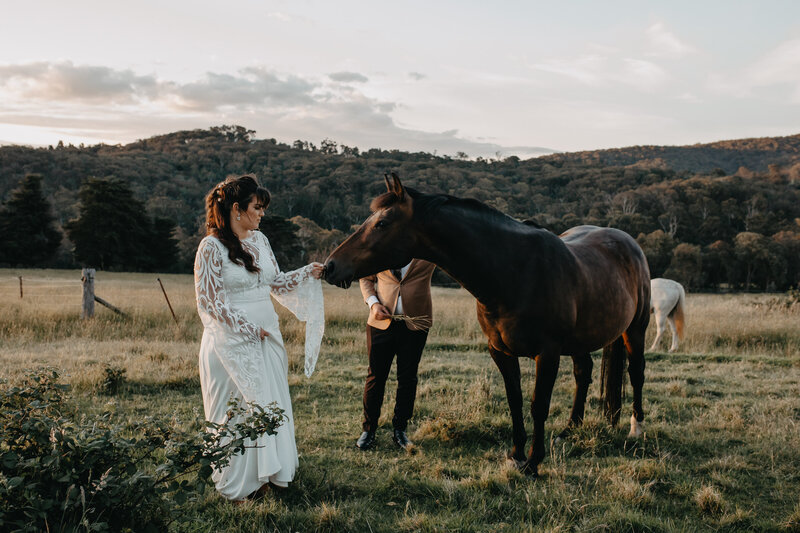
[{"xmin": 356, "ymin": 259, "xmax": 436, "ymax": 450}]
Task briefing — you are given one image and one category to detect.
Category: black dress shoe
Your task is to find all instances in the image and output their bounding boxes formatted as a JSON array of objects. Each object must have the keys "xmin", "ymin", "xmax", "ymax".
[
  {"xmin": 356, "ymin": 431, "xmax": 376, "ymax": 450},
  {"xmin": 392, "ymin": 429, "xmax": 413, "ymax": 450}
]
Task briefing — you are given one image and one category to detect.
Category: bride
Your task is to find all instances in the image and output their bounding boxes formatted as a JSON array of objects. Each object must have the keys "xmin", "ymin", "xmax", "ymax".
[{"xmin": 194, "ymin": 174, "xmax": 324, "ymax": 501}]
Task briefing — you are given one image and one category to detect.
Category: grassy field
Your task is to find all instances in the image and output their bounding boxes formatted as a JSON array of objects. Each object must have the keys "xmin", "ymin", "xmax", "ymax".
[{"xmin": 1, "ymin": 268, "xmax": 799, "ymax": 532}]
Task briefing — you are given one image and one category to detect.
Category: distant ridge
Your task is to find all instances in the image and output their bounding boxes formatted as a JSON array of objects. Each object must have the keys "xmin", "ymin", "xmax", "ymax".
[
  {"xmin": 2, "ymin": 127, "xmax": 799, "ymax": 174},
  {"xmin": 540, "ymin": 133, "xmax": 800, "ymax": 174},
  {"xmin": 0, "ymin": 124, "xmax": 798, "ymax": 289}
]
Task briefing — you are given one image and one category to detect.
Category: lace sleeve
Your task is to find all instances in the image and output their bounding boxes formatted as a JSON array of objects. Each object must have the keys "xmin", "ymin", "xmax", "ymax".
[
  {"xmin": 260, "ymin": 233, "xmax": 325, "ymax": 377},
  {"xmin": 269, "ymin": 259, "xmax": 315, "ymax": 295},
  {"xmin": 194, "ymin": 238, "xmax": 261, "ymax": 343}
]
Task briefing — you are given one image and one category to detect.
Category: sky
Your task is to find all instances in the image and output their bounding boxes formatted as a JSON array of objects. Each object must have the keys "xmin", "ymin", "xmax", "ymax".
[{"xmin": 1, "ymin": 1, "xmax": 799, "ymax": 158}]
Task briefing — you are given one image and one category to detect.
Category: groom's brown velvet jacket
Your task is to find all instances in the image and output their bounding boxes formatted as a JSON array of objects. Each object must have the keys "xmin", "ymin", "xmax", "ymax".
[{"xmin": 359, "ymin": 259, "xmax": 435, "ymax": 331}]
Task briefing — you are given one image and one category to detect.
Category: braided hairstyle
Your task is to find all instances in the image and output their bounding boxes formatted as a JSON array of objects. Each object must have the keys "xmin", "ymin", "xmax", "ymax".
[{"xmin": 204, "ymin": 174, "xmax": 271, "ymax": 273}]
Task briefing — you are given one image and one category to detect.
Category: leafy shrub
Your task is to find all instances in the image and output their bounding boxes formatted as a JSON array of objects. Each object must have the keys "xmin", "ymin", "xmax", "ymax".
[
  {"xmin": 0, "ymin": 368, "xmax": 285, "ymax": 532},
  {"xmin": 101, "ymin": 364, "xmax": 126, "ymax": 395}
]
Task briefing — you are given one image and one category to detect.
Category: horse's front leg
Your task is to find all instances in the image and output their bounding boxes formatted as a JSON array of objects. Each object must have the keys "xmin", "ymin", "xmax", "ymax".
[
  {"xmin": 489, "ymin": 347, "xmax": 527, "ymax": 466},
  {"xmin": 557, "ymin": 352, "xmax": 592, "ymax": 440},
  {"xmin": 525, "ymin": 350, "xmax": 561, "ymax": 477}
]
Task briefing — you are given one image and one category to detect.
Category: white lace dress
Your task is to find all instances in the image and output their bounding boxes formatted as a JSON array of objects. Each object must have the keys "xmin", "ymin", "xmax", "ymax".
[{"xmin": 194, "ymin": 230, "xmax": 324, "ymax": 500}]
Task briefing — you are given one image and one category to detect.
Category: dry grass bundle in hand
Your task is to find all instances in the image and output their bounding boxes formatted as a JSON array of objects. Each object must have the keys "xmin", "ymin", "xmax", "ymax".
[{"xmin": 389, "ymin": 314, "xmax": 432, "ymax": 330}]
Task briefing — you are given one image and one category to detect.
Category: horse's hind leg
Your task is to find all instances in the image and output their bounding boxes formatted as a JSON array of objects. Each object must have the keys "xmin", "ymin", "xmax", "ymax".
[
  {"xmin": 667, "ymin": 315, "xmax": 679, "ymax": 352},
  {"xmin": 558, "ymin": 352, "xmax": 592, "ymax": 439},
  {"xmin": 489, "ymin": 347, "xmax": 527, "ymax": 465},
  {"xmin": 648, "ymin": 311, "xmax": 666, "ymax": 352},
  {"xmin": 624, "ymin": 327, "xmax": 646, "ymax": 438}
]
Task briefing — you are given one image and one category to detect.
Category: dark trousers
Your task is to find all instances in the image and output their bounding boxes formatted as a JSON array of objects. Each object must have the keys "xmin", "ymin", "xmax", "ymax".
[{"xmin": 362, "ymin": 321, "xmax": 428, "ymax": 432}]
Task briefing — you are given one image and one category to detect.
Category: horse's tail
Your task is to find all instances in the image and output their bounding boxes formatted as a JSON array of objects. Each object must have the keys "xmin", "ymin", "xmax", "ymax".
[
  {"xmin": 600, "ymin": 336, "xmax": 627, "ymax": 426},
  {"xmin": 670, "ymin": 284, "xmax": 686, "ymax": 340}
]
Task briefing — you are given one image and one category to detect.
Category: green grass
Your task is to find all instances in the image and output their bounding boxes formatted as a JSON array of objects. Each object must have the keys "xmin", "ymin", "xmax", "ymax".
[{"xmin": 1, "ymin": 268, "xmax": 799, "ymax": 532}]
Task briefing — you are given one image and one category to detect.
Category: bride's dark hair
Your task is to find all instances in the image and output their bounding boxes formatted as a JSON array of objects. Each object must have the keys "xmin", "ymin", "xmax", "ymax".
[{"xmin": 205, "ymin": 174, "xmax": 271, "ymax": 273}]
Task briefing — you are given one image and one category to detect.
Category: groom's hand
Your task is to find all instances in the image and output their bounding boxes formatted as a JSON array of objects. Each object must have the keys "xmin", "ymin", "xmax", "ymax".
[
  {"xmin": 259, "ymin": 328, "xmax": 270, "ymax": 339},
  {"xmin": 370, "ymin": 303, "xmax": 391, "ymax": 321}
]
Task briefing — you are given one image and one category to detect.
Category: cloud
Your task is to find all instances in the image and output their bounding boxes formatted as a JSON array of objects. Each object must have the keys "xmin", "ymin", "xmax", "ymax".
[
  {"xmin": 621, "ymin": 58, "xmax": 669, "ymax": 90},
  {"xmin": 646, "ymin": 22, "xmax": 695, "ymax": 57},
  {"xmin": 408, "ymin": 72, "xmax": 426, "ymax": 81},
  {"xmin": 0, "ymin": 61, "xmax": 323, "ymax": 111},
  {"xmin": 676, "ymin": 92, "xmax": 701, "ymax": 103},
  {"xmin": 706, "ymin": 38, "xmax": 800, "ymax": 103},
  {"xmin": 266, "ymin": 11, "xmax": 291, "ymax": 21},
  {"xmin": 328, "ymin": 71, "xmax": 368, "ymax": 83},
  {"xmin": 173, "ymin": 67, "xmax": 318, "ymax": 109},
  {"xmin": 529, "ymin": 54, "xmax": 606, "ymax": 85},
  {"xmin": 747, "ymin": 38, "xmax": 800, "ymax": 96},
  {"xmin": 0, "ymin": 61, "xmax": 158, "ymax": 103},
  {"xmin": 0, "ymin": 60, "xmax": 552, "ymax": 158},
  {"xmin": 529, "ymin": 54, "xmax": 668, "ymax": 91},
  {"xmin": 527, "ymin": 24, "xmax": 688, "ymax": 92}
]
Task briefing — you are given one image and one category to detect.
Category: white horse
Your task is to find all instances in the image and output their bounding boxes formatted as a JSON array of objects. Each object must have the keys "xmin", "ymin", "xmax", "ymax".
[{"xmin": 649, "ymin": 278, "xmax": 686, "ymax": 352}]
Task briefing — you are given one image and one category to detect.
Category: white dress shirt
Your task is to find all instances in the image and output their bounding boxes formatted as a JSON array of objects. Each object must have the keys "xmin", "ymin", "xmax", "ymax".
[{"xmin": 366, "ymin": 262, "xmax": 411, "ymax": 314}]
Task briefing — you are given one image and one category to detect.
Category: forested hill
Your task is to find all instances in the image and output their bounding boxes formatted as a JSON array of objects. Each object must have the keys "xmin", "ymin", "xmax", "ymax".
[
  {"xmin": 1, "ymin": 125, "xmax": 798, "ymax": 290},
  {"xmin": 543, "ymin": 133, "xmax": 800, "ymax": 174}
]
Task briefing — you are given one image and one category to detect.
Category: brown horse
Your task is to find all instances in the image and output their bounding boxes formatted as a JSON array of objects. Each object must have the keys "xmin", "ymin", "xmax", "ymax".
[{"xmin": 324, "ymin": 173, "xmax": 650, "ymax": 476}]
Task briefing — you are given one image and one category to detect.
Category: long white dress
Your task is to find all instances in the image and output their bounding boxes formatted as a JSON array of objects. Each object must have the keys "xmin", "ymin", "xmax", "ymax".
[{"xmin": 194, "ymin": 230, "xmax": 324, "ymax": 500}]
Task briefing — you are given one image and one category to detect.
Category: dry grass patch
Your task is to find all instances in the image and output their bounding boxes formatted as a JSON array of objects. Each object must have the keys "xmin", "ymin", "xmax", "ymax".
[
  {"xmin": 2, "ymin": 269, "xmax": 800, "ymax": 532},
  {"xmin": 678, "ymin": 293, "xmax": 800, "ymax": 357},
  {"xmin": 695, "ymin": 484, "xmax": 726, "ymax": 516},
  {"xmin": 610, "ymin": 477, "xmax": 656, "ymax": 507},
  {"xmin": 783, "ymin": 503, "xmax": 800, "ymax": 532}
]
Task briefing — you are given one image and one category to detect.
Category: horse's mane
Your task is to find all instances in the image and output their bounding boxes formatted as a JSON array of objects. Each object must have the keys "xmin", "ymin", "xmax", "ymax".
[{"xmin": 373, "ymin": 187, "xmax": 522, "ymax": 229}]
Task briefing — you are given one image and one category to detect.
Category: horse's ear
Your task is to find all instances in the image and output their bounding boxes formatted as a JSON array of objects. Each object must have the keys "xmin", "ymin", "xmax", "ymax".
[
  {"xmin": 384, "ymin": 173, "xmax": 393, "ymax": 193},
  {"xmin": 390, "ymin": 172, "xmax": 404, "ymax": 200}
]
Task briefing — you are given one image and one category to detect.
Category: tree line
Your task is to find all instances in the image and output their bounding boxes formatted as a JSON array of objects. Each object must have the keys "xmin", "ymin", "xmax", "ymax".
[{"xmin": 0, "ymin": 125, "xmax": 798, "ymax": 290}]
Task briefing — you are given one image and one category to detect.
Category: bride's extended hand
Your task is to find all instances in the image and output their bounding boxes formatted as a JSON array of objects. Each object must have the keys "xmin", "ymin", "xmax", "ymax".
[{"xmin": 309, "ymin": 262, "xmax": 325, "ymax": 280}]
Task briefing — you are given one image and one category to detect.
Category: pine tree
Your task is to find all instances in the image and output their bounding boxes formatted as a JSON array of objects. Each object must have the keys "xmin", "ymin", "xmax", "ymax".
[
  {"xmin": 0, "ymin": 174, "xmax": 62, "ymax": 266},
  {"xmin": 147, "ymin": 217, "xmax": 180, "ymax": 272},
  {"xmin": 64, "ymin": 177, "xmax": 178, "ymax": 271}
]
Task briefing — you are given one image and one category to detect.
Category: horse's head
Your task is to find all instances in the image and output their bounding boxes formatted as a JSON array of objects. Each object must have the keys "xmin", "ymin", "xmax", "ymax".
[{"xmin": 324, "ymin": 173, "xmax": 417, "ymax": 288}]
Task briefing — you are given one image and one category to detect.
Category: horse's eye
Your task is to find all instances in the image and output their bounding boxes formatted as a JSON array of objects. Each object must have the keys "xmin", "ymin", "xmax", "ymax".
[{"xmin": 375, "ymin": 220, "xmax": 388, "ymax": 229}]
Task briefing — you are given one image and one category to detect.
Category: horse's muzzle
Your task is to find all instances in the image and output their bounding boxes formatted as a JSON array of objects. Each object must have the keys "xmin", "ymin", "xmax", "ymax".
[{"xmin": 322, "ymin": 260, "xmax": 353, "ymax": 289}]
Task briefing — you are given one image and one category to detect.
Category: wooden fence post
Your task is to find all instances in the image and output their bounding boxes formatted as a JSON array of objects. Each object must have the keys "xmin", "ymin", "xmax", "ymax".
[
  {"xmin": 94, "ymin": 295, "xmax": 127, "ymax": 317},
  {"xmin": 19, "ymin": 276, "xmax": 23, "ymax": 299},
  {"xmin": 157, "ymin": 278, "xmax": 179, "ymax": 325},
  {"xmin": 81, "ymin": 268, "xmax": 95, "ymax": 319}
]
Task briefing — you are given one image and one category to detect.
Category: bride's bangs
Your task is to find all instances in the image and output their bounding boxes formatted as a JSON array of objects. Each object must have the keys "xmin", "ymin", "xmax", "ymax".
[{"xmin": 255, "ymin": 187, "xmax": 271, "ymax": 209}]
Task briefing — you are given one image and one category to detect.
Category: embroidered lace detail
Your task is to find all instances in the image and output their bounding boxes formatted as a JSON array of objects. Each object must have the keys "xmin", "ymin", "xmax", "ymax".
[
  {"xmin": 248, "ymin": 232, "xmax": 313, "ymax": 295},
  {"xmin": 194, "ymin": 237, "xmax": 261, "ymax": 343},
  {"xmin": 255, "ymin": 232, "xmax": 325, "ymax": 377},
  {"xmin": 195, "ymin": 232, "xmax": 325, "ymax": 379}
]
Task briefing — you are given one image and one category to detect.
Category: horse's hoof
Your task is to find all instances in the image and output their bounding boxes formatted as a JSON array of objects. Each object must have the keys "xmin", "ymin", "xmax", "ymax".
[
  {"xmin": 627, "ymin": 414, "xmax": 644, "ymax": 438},
  {"xmin": 520, "ymin": 461, "xmax": 539, "ymax": 478},
  {"xmin": 555, "ymin": 427, "xmax": 572, "ymax": 444},
  {"xmin": 506, "ymin": 454, "xmax": 526, "ymax": 470}
]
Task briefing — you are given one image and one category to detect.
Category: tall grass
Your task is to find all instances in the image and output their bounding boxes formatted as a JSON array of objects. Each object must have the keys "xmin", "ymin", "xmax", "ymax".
[{"xmin": 1, "ymin": 268, "xmax": 799, "ymax": 531}]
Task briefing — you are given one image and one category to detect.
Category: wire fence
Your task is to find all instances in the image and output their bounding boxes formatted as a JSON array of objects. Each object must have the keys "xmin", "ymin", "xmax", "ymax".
[
  {"xmin": 1, "ymin": 273, "xmax": 196, "ymax": 317},
  {"xmin": 0, "ymin": 277, "xmax": 81, "ymax": 286}
]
